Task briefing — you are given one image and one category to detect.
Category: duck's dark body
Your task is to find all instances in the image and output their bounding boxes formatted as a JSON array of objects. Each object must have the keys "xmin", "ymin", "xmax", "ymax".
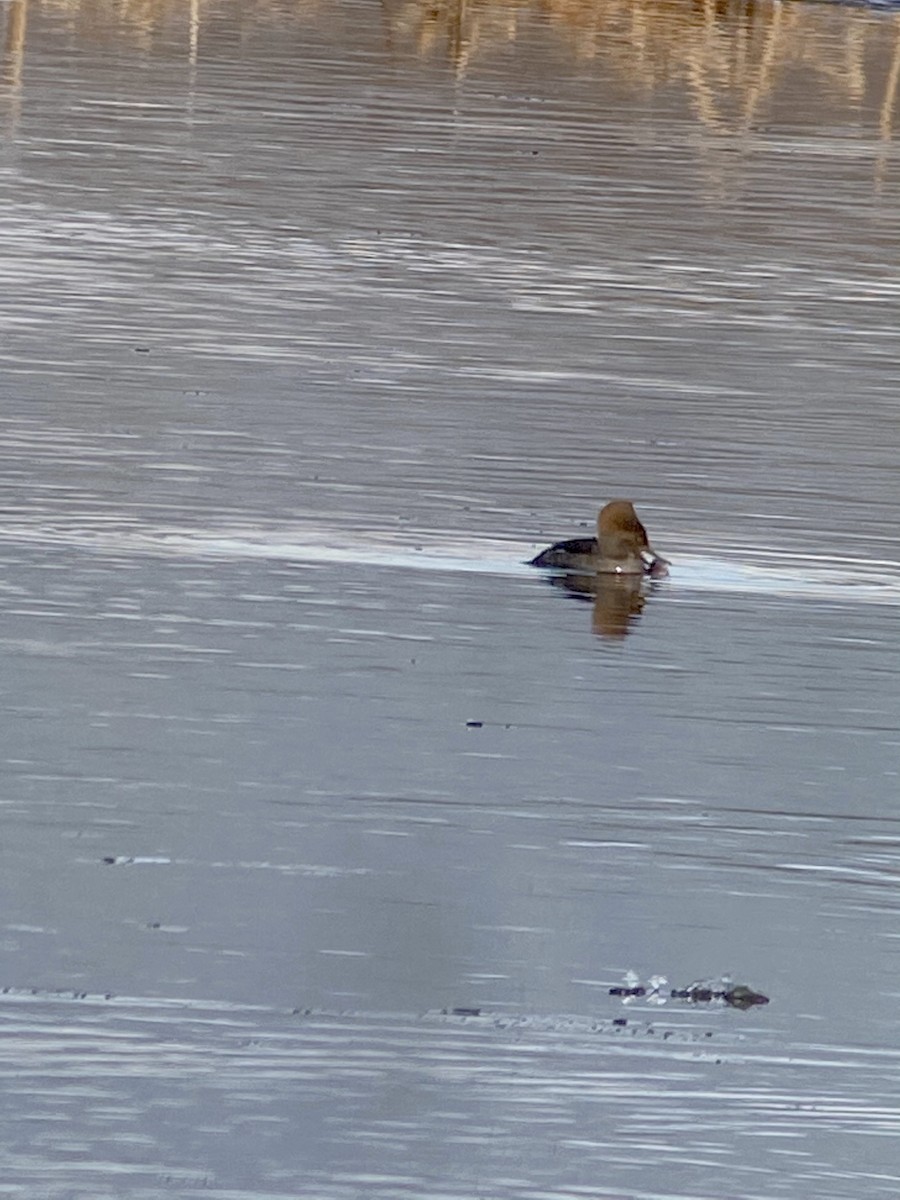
[{"xmin": 529, "ymin": 538, "xmax": 599, "ymax": 570}]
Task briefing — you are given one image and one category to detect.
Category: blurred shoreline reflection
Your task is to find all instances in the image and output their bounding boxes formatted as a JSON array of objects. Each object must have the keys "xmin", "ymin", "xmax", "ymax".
[{"xmin": 2, "ymin": 0, "xmax": 899, "ymax": 159}]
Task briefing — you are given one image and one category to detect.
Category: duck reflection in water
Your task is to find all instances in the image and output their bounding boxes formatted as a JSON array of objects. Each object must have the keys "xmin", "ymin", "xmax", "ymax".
[
  {"xmin": 530, "ymin": 500, "xmax": 668, "ymax": 638},
  {"xmin": 546, "ymin": 572, "xmax": 654, "ymax": 638}
]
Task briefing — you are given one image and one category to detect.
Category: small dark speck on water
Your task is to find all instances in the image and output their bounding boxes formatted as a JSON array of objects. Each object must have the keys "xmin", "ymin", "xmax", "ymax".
[
  {"xmin": 134, "ymin": 346, "xmax": 150, "ymax": 353},
  {"xmin": 465, "ymin": 720, "xmax": 483, "ymax": 728}
]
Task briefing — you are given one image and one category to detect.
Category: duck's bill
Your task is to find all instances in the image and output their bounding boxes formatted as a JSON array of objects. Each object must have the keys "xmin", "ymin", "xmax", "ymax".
[{"xmin": 641, "ymin": 550, "xmax": 669, "ymax": 577}]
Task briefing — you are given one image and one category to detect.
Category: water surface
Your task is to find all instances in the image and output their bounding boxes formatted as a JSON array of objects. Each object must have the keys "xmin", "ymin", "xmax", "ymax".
[{"xmin": 0, "ymin": 1, "xmax": 899, "ymax": 1197}]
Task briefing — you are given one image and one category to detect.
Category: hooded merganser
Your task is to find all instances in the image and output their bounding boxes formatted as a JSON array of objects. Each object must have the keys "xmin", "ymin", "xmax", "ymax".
[{"xmin": 530, "ymin": 500, "xmax": 668, "ymax": 576}]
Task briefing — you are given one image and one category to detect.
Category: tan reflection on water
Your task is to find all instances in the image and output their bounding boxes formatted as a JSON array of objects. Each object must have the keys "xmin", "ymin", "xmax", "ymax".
[
  {"xmin": 5, "ymin": 0, "xmax": 897, "ymax": 131},
  {"xmin": 544, "ymin": 573, "xmax": 652, "ymax": 639},
  {"xmin": 3, "ymin": 0, "xmax": 900, "ymax": 158},
  {"xmin": 2, "ymin": 0, "xmax": 26, "ymax": 88},
  {"xmin": 390, "ymin": 0, "xmax": 900, "ymax": 130}
]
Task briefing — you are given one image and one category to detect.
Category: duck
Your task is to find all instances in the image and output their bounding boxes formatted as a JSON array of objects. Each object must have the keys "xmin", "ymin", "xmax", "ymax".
[{"xmin": 529, "ymin": 500, "xmax": 668, "ymax": 576}]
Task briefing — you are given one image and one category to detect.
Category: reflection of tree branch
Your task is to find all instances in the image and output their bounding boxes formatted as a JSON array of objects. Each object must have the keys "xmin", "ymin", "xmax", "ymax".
[
  {"xmin": 3, "ymin": 0, "xmax": 27, "ymax": 91},
  {"xmin": 844, "ymin": 24, "xmax": 865, "ymax": 103},
  {"xmin": 740, "ymin": 0, "xmax": 782, "ymax": 133},
  {"xmin": 876, "ymin": 17, "xmax": 900, "ymax": 193},
  {"xmin": 2, "ymin": 0, "xmax": 27, "ymax": 140},
  {"xmin": 189, "ymin": 0, "xmax": 200, "ymax": 67},
  {"xmin": 881, "ymin": 18, "xmax": 900, "ymax": 144},
  {"xmin": 686, "ymin": 39, "xmax": 721, "ymax": 131},
  {"xmin": 450, "ymin": 0, "xmax": 468, "ymax": 78}
]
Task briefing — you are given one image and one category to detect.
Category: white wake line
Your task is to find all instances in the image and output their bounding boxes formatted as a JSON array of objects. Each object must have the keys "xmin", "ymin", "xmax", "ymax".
[
  {"xmin": 0, "ymin": 525, "xmax": 528, "ymax": 576},
  {"xmin": 671, "ymin": 553, "xmax": 900, "ymax": 604},
  {"xmin": 1, "ymin": 526, "xmax": 899, "ymax": 603}
]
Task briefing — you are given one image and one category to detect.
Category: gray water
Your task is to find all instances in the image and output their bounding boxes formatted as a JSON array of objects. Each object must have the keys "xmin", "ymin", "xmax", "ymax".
[{"xmin": 1, "ymin": 0, "xmax": 899, "ymax": 1196}]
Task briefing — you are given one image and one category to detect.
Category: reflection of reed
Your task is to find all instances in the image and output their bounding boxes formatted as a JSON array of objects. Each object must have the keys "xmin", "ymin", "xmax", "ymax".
[
  {"xmin": 1, "ymin": 0, "xmax": 27, "ymax": 138},
  {"xmin": 384, "ymin": 0, "xmax": 900, "ymax": 136},
  {"xmin": 877, "ymin": 20, "xmax": 900, "ymax": 189},
  {"xmin": 9, "ymin": 0, "xmax": 900, "ymax": 148},
  {"xmin": 42, "ymin": 0, "xmax": 205, "ymax": 48},
  {"xmin": 41, "ymin": 0, "xmax": 328, "ymax": 41},
  {"xmin": 2, "ymin": 0, "xmax": 27, "ymax": 89},
  {"xmin": 384, "ymin": 0, "xmax": 524, "ymax": 76}
]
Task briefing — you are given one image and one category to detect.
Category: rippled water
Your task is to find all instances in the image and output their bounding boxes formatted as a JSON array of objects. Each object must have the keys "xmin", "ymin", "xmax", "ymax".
[
  {"xmin": 1, "ymin": 0, "xmax": 899, "ymax": 1197},
  {"xmin": 4, "ymin": 988, "xmax": 900, "ymax": 1199}
]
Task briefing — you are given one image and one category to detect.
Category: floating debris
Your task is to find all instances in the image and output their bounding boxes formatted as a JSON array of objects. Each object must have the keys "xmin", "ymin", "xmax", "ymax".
[
  {"xmin": 610, "ymin": 973, "xmax": 769, "ymax": 1010},
  {"xmin": 102, "ymin": 856, "xmax": 172, "ymax": 867}
]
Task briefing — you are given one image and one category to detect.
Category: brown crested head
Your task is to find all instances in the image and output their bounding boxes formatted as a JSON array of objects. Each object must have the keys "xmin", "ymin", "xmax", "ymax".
[{"xmin": 596, "ymin": 500, "xmax": 650, "ymax": 548}]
